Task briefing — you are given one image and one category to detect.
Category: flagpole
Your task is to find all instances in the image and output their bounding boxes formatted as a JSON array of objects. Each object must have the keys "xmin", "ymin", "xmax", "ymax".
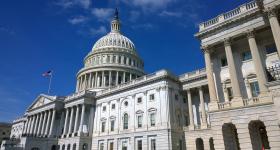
[{"xmin": 48, "ymin": 73, "xmax": 52, "ymax": 94}]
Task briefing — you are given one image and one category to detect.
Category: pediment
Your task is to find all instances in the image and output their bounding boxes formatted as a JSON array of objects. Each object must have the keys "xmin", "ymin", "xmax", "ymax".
[{"xmin": 28, "ymin": 94, "xmax": 55, "ymax": 110}]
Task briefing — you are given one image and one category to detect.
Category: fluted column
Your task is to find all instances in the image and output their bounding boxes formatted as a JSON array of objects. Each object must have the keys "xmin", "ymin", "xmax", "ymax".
[
  {"xmin": 116, "ymin": 71, "xmax": 119, "ymax": 85},
  {"xmin": 45, "ymin": 110, "xmax": 51, "ymax": 136},
  {"xmin": 203, "ymin": 46, "xmax": 218, "ymax": 102},
  {"xmin": 95, "ymin": 72, "xmax": 98, "ymax": 87},
  {"xmin": 74, "ymin": 105, "xmax": 80, "ymax": 133},
  {"xmin": 49, "ymin": 109, "xmax": 56, "ymax": 137},
  {"xmin": 63, "ymin": 108, "xmax": 69, "ymax": 136},
  {"xmin": 33, "ymin": 114, "xmax": 39, "ymax": 136},
  {"xmin": 102, "ymin": 71, "xmax": 105, "ymax": 87},
  {"xmin": 36, "ymin": 113, "xmax": 43, "ymax": 136},
  {"xmin": 247, "ymin": 30, "xmax": 269, "ymax": 95},
  {"xmin": 68, "ymin": 107, "xmax": 74, "ymax": 136},
  {"xmin": 79, "ymin": 104, "xmax": 86, "ymax": 134},
  {"xmin": 199, "ymin": 86, "xmax": 207, "ymax": 128},
  {"xmin": 267, "ymin": 7, "xmax": 280, "ymax": 55},
  {"xmin": 187, "ymin": 89, "xmax": 194, "ymax": 130},
  {"xmin": 109, "ymin": 71, "xmax": 112, "ymax": 87},
  {"xmin": 41, "ymin": 111, "xmax": 47, "ymax": 135},
  {"xmin": 224, "ymin": 39, "xmax": 242, "ymax": 99}
]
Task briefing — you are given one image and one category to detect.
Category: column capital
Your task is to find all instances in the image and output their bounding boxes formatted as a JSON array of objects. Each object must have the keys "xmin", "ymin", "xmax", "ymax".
[
  {"xmin": 224, "ymin": 38, "xmax": 232, "ymax": 46},
  {"xmin": 201, "ymin": 45, "xmax": 212, "ymax": 53},
  {"xmin": 246, "ymin": 29, "xmax": 256, "ymax": 39},
  {"xmin": 266, "ymin": 6, "xmax": 278, "ymax": 19}
]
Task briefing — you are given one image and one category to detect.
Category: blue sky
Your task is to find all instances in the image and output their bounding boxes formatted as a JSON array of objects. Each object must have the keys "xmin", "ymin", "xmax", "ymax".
[{"xmin": 0, "ymin": 0, "xmax": 250, "ymax": 122}]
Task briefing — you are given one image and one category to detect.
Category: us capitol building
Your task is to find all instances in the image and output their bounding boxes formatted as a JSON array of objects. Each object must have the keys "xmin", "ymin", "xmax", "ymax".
[{"xmin": 2, "ymin": 0, "xmax": 280, "ymax": 150}]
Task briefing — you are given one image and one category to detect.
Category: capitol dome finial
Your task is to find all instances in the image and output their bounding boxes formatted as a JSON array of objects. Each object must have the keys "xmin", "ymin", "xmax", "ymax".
[{"xmin": 111, "ymin": 8, "xmax": 120, "ymax": 33}]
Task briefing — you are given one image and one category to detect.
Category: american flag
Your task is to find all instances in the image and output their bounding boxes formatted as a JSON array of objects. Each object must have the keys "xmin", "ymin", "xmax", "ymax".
[{"xmin": 42, "ymin": 70, "xmax": 52, "ymax": 77}]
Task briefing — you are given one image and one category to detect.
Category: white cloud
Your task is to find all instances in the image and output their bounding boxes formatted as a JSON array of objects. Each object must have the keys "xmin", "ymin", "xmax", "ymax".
[
  {"xmin": 89, "ymin": 26, "xmax": 107, "ymax": 36},
  {"xmin": 159, "ymin": 11, "xmax": 182, "ymax": 17},
  {"xmin": 68, "ymin": 16, "xmax": 88, "ymax": 25},
  {"xmin": 91, "ymin": 8, "xmax": 114, "ymax": 22},
  {"xmin": 129, "ymin": 11, "xmax": 141, "ymax": 22},
  {"xmin": 121, "ymin": 0, "xmax": 175, "ymax": 10},
  {"xmin": 131, "ymin": 23, "xmax": 155, "ymax": 30},
  {"xmin": 55, "ymin": 0, "xmax": 91, "ymax": 9}
]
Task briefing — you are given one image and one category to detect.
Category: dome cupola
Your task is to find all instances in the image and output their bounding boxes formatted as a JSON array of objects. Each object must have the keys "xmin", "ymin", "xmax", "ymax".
[{"xmin": 76, "ymin": 9, "xmax": 145, "ymax": 92}]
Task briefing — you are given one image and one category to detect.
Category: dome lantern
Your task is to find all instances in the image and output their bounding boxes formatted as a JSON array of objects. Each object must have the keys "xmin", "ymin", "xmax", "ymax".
[{"xmin": 111, "ymin": 8, "xmax": 120, "ymax": 33}]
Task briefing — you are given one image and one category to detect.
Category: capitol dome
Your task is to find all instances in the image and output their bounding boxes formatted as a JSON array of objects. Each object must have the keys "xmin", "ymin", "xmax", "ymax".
[{"xmin": 76, "ymin": 9, "xmax": 145, "ymax": 92}]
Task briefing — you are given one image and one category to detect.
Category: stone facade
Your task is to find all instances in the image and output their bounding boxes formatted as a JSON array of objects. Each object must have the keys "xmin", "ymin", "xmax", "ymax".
[{"xmin": 3, "ymin": 1, "xmax": 280, "ymax": 150}]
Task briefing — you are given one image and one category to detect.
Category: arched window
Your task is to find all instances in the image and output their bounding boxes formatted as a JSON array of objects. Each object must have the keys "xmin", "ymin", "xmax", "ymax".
[
  {"xmin": 196, "ymin": 138, "xmax": 204, "ymax": 150},
  {"xmin": 222, "ymin": 123, "xmax": 240, "ymax": 150},
  {"xmin": 249, "ymin": 120, "xmax": 270, "ymax": 150},
  {"xmin": 67, "ymin": 144, "xmax": 71, "ymax": 150},
  {"xmin": 62, "ymin": 145, "xmax": 65, "ymax": 150},
  {"xmin": 123, "ymin": 113, "xmax": 128, "ymax": 129},
  {"xmin": 73, "ymin": 144, "xmax": 77, "ymax": 150},
  {"xmin": 209, "ymin": 138, "xmax": 215, "ymax": 150}
]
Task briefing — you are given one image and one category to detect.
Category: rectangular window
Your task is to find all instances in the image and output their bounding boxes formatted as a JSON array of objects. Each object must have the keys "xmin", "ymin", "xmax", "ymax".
[
  {"xmin": 150, "ymin": 94, "xmax": 155, "ymax": 101},
  {"xmin": 137, "ymin": 140, "xmax": 142, "ymax": 150},
  {"xmin": 111, "ymin": 120, "xmax": 115, "ymax": 131},
  {"xmin": 111, "ymin": 104, "xmax": 115, "ymax": 110},
  {"xmin": 137, "ymin": 97, "xmax": 142, "ymax": 103},
  {"xmin": 242, "ymin": 51, "xmax": 252, "ymax": 61},
  {"xmin": 150, "ymin": 113, "xmax": 156, "ymax": 127},
  {"xmin": 122, "ymin": 141, "xmax": 128, "ymax": 150},
  {"xmin": 109, "ymin": 142, "xmax": 113, "ymax": 150},
  {"xmin": 151, "ymin": 139, "xmax": 156, "ymax": 150},
  {"xmin": 250, "ymin": 81, "xmax": 260, "ymax": 97},
  {"xmin": 175, "ymin": 94, "xmax": 179, "ymax": 100},
  {"xmin": 101, "ymin": 122, "xmax": 105, "ymax": 132},
  {"xmin": 99, "ymin": 143, "xmax": 104, "ymax": 150},
  {"xmin": 137, "ymin": 115, "xmax": 143, "ymax": 128},
  {"xmin": 265, "ymin": 43, "xmax": 277, "ymax": 54},
  {"xmin": 221, "ymin": 57, "xmax": 228, "ymax": 67},
  {"xmin": 227, "ymin": 87, "xmax": 233, "ymax": 101},
  {"xmin": 103, "ymin": 106, "xmax": 106, "ymax": 111}
]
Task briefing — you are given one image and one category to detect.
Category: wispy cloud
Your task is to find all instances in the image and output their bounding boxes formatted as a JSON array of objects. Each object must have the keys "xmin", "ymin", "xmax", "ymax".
[
  {"xmin": 0, "ymin": 26, "xmax": 15, "ymax": 35},
  {"xmin": 129, "ymin": 11, "xmax": 141, "ymax": 22},
  {"xmin": 159, "ymin": 11, "xmax": 182, "ymax": 17},
  {"xmin": 121, "ymin": 0, "xmax": 175, "ymax": 11},
  {"xmin": 55, "ymin": 0, "xmax": 91, "ymax": 9},
  {"xmin": 89, "ymin": 26, "xmax": 107, "ymax": 35},
  {"xmin": 91, "ymin": 8, "xmax": 114, "ymax": 22},
  {"xmin": 68, "ymin": 16, "xmax": 88, "ymax": 25},
  {"xmin": 131, "ymin": 23, "xmax": 155, "ymax": 30}
]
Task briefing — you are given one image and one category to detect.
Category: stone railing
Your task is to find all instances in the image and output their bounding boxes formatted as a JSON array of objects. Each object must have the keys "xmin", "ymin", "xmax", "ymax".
[
  {"xmin": 179, "ymin": 68, "xmax": 206, "ymax": 80},
  {"xmin": 65, "ymin": 90, "xmax": 95, "ymax": 101},
  {"xmin": 199, "ymin": 1, "xmax": 259, "ymax": 31},
  {"xmin": 216, "ymin": 95, "xmax": 272, "ymax": 111}
]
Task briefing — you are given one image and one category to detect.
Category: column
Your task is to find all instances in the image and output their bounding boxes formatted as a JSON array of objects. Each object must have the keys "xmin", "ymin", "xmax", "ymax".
[
  {"xmin": 109, "ymin": 71, "xmax": 112, "ymax": 87},
  {"xmin": 247, "ymin": 30, "xmax": 269, "ymax": 95},
  {"xmin": 37, "ymin": 113, "xmax": 43, "ymax": 136},
  {"xmin": 102, "ymin": 71, "xmax": 105, "ymax": 87},
  {"xmin": 224, "ymin": 39, "xmax": 242, "ymax": 99},
  {"xmin": 45, "ymin": 110, "xmax": 51, "ymax": 136},
  {"xmin": 68, "ymin": 107, "xmax": 74, "ymax": 136},
  {"xmin": 82, "ymin": 75, "xmax": 86, "ymax": 90},
  {"xmin": 33, "ymin": 114, "xmax": 39, "ymax": 136},
  {"xmin": 63, "ymin": 108, "xmax": 69, "ymax": 136},
  {"xmin": 203, "ymin": 46, "xmax": 218, "ymax": 102},
  {"xmin": 199, "ymin": 86, "xmax": 207, "ymax": 128},
  {"xmin": 129, "ymin": 73, "xmax": 132, "ymax": 81},
  {"xmin": 28, "ymin": 116, "xmax": 33, "ymax": 135},
  {"xmin": 187, "ymin": 89, "xmax": 194, "ymax": 130},
  {"xmin": 116, "ymin": 71, "xmax": 119, "ymax": 85},
  {"xmin": 123, "ymin": 72, "xmax": 126, "ymax": 83},
  {"xmin": 79, "ymin": 104, "xmax": 86, "ymax": 134},
  {"xmin": 23, "ymin": 118, "xmax": 29, "ymax": 134},
  {"xmin": 76, "ymin": 78, "xmax": 80, "ymax": 92},
  {"xmin": 95, "ymin": 72, "xmax": 98, "ymax": 87},
  {"xmin": 85, "ymin": 74, "xmax": 88, "ymax": 89},
  {"xmin": 41, "ymin": 111, "xmax": 47, "ymax": 135},
  {"xmin": 49, "ymin": 109, "xmax": 56, "ymax": 137},
  {"xmin": 267, "ymin": 7, "xmax": 280, "ymax": 55},
  {"xmin": 74, "ymin": 105, "xmax": 80, "ymax": 133}
]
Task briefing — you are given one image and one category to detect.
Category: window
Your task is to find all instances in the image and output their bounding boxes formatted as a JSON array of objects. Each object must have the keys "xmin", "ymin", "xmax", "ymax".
[
  {"xmin": 137, "ymin": 97, "xmax": 142, "ymax": 103},
  {"xmin": 177, "ymin": 114, "xmax": 181, "ymax": 126},
  {"xmin": 102, "ymin": 106, "xmax": 106, "ymax": 111},
  {"xmin": 242, "ymin": 51, "xmax": 252, "ymax": 61},
  {"xmin": 151, "ymin": 139, "xmax": 156, "ymax": 150},
  {"xmin": 221, "ymin": 57, "xmax": 228, "ymax": 67},
  {"xmin": 124, "ymin": 101, "xmax": 128, "ymax": 106},
  {"xmin": 250, "ymin": 81, "xmax": 260, "ymax": 97},
  {"xmin": 149, "ymin": 94, "xmax": 155, "ymax": 101},
  {"xmin": 183, "ymin": 97, "xmax": 187, "ymax": 103},
  {"xmin": 137, "ymin": 140, "xmax": 142, "ymax": 150},
  {"xmin": 265, "ymin": 43, "xmax": 277, "ymax": 54},
  {"xmin": 150, "ymin": 113, "xmax": 156, "ymax": 127},
  {"xmin": 99, "ymin": 143, "xmax": 104, "ymax": 150},
  {"xmin": 185, "ymin": 115, "xmax": 189, "ymax": 126},
  {"xmin": 109, "ymin": 142, "xmax": 114, "ymax": 150},
  {"xmin": 111, "ymin": 104, "xmax": 115, "ymax": 110},
  {"xmin": 111, "ymin": 120, "xmax": 115, "ymax": 131},
  {"xmin": 227, "ymin": 87, "xmax": 233, "ymax": 101},
  {"xmin": 122, "ymin": 141, "xmax": 128, "ymax": 150},
  {"xmin": 123, "ymin": 113, "xmax": 128, "ymax": 129},
  {"xmin": 175, "ymin": 94, "xmax": 179, "ymax": 100},
  {"xmin": 101, "ymin": 122, "xmax": 105, "ymax": 132},
  {"xmin": 137, "ymin": 115, "xmax": 143, "ymax": 128}
]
